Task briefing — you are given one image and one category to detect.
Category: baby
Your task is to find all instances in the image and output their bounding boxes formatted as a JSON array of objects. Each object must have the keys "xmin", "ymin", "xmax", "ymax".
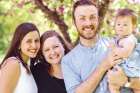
[{"xmin": 108, "ymin": 8, "xmax": 140, "ymax": 93}]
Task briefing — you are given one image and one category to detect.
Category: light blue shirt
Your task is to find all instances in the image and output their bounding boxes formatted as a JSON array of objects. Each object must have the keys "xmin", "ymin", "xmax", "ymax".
[{"xmin": 61, "ymin": 36, "xmax": 132, "ymax": 93}]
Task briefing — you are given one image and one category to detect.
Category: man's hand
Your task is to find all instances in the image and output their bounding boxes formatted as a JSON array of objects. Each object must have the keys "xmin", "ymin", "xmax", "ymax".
[
  {"xmin": 101, "ymin": 50, "xmax": 122, "ymax": 70},
  {"xmin": 107, "ymin": 66, "xmax": 128, "ymax": 87}
]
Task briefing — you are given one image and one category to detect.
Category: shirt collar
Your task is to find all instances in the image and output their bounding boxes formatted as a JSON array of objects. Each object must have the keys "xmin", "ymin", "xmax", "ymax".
[{"xmin": 78, "ymin": 35, "xmax": 101, "ymax": 50}]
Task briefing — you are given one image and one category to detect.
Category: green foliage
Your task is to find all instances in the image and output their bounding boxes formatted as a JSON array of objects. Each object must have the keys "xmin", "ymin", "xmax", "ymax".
[
  {"xmin": 0, "ymin": 0, "xmax": 32, "ymax": 55},
  {"xmin": 100, "ymin": 0, "xmax": 140, "ymax": 37}
]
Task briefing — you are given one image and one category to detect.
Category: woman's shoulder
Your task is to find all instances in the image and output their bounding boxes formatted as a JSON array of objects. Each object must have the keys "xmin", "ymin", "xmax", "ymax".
[
  {"xmin": 0, "ymin": 57, "xmax": 20, "ymax": 82},
  {"xmin": 2, "ymin": 57, "xmax": 20, "ymax": 69}
]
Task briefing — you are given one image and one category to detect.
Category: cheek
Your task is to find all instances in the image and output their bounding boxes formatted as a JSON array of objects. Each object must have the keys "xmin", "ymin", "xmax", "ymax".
[
  {"xmin": 37, "ymin": 44, "xmax": 40, "ymax": 51},
  {"xmin": 21, "ymin": 41, "xmax": 30, "ymax": 50},
  {"xmin": 20, "ymin": 46, "xmax": 30, "ymax": 57},
  {"xmin": 128, "ymin": 26, "xmax": 133, "ymax": 30},
  {"xmin": 76, "ymin": 20, "xmax": 83, "ymax": 26},
  {"xmin": 94, "ymin": 19, "xmax": 99, "ymax": 25},
  {"xmin": 43, "ymin": 52, "xmax": 49, "ymax": 61},
  {"xmin": 59, "ymin": 47, "xmax": 65, "ymax": 57},
  {"xmin": 21, "ymin": 44, "xmax": 28, "ymax": 51}
]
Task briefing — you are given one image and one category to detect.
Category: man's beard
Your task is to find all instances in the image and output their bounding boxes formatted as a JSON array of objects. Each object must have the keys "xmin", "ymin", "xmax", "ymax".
[{"xmin": 79, "ymin": 25, "xmax": 98, "ymax": 40}]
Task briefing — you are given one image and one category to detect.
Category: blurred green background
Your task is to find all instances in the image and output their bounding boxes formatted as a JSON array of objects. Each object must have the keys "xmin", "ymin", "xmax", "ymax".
[{"xmin": 0, "ymin": 0, "xmax": 140, "ymax": 62}]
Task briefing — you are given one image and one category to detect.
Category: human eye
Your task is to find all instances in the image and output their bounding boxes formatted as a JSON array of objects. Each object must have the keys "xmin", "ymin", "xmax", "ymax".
[
  {"xmin": 35, "ymin": 38, "xmax": 40, "ymax": 43},
  {"xmin": 44, "ymin": 48, "xmax": 49, "ymax": 52},
  {"xmin": 54, "ymin": 45, "xmax": 59, "ymax": 49},
  {"xmin": 79, "ymin": 16, "xmax": 85, "ymax": 21},
  {"xmin": 26, "ymin": 39, "xmax": 32, "ymax": 43},
  {"xmin": 117, "ymin": 23, "xmax": 121, "ymax": 26},
  {"xmin": 90, "ymin": 15, "xmax": 95, "ymax": 20},
  {"xmin": 124, "ymin": 24, "xmax": 127, "ymax": 26}
]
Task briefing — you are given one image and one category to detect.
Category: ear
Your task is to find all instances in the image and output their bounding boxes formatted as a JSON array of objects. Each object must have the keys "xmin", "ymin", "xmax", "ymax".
[{"xmin": 133, "ymin": 24, "xmax": 136, "ymax": 30}]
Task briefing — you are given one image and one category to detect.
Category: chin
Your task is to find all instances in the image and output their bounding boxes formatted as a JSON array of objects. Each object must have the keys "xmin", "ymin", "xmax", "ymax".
[
  {"xmin": 51, "ymin": 59, "xmax": 61, "ymax": 64},
  {"xmin": 29, "ymin": 54, "xmax": 37, "ymax": 58},
  {"xmin": 83, "ymin": 36, "xmax": 95, "ymax": 40}
]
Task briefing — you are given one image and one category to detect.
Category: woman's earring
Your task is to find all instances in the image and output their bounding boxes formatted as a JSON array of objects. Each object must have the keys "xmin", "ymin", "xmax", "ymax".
[{"xmin": 18, "ymin": 47, "xmax": 21, "ymax": 51}]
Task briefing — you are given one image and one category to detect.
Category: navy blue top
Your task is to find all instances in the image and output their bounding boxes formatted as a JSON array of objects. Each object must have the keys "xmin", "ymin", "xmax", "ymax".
[{"xmin": 31, "ymin": 62, "xmax": 67, "ymax": 93}]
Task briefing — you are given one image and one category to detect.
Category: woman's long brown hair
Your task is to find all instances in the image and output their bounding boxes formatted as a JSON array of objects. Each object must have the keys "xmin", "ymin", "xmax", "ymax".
[{"xmin": 0, "ymin": 22, "xmax": 40, "ymax": 73}]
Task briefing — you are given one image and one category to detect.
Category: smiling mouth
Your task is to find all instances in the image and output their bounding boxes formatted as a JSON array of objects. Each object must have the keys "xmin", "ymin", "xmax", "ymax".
[
  {"xmin": 29, "ymin": 49, "xmax": 37, "ymax": 54},
  {"xmin": 84, "ymin": 28, "xmax": 92, "ymax": 31},
  {"xmin": 50, "ymin": 54, "xmax": 59, "ymax": 59},
  {"xmin": 82, "ymin": 25, "xmax": 95, "ymax": 31},
  {"xmin": 118, "ymin": 30, "xmax": 123, "ymax": 32}
]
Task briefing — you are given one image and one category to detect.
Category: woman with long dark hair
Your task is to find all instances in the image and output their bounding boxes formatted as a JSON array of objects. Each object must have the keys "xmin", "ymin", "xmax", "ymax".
[
  {"xmin": 0, "ymin": 22, "xmax": 40, "ymax": 93},
  {"xmin": 31, "ymin": 31, "xmax": 69, "ymax": 93}
]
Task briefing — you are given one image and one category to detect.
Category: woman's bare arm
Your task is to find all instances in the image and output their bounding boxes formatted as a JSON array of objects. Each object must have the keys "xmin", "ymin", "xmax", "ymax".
[{"xmin": 0, "ymin": 57, "xmax": 20, "ymax": 93}]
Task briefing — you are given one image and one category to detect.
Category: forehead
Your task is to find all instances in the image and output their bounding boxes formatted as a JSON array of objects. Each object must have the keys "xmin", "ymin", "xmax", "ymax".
[
  {"xmin": 23, "ymin": 31, "xmax": 39, "ymax": 39},
  {"xmin": 74, "ymin": 5, "xmax": 98, "ymax": 16},
  {"xmin": 43, "ymin": 36, "xmax": 61, "ymax": 47},
  {"xmin": 116, "ymin": 16, "xmax": 132, "ymax": 22}
]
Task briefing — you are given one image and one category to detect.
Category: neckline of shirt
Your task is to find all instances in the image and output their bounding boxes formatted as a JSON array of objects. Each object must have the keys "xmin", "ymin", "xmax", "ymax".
[{"xmin": 78, "ymin": 36, "xmax": 101, "ymax": 50}]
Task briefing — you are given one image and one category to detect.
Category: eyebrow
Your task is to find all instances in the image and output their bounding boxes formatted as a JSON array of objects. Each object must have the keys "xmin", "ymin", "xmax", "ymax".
[
  {"xmin": 79, "ymin": 13, "xmax": 97, "ymax": 17},
  {"xmin": 79, "ymin": 15, "xmax": 85, "ymax": 18}
]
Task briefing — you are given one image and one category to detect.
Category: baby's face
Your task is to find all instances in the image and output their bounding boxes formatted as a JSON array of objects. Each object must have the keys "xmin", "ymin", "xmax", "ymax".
[{"xmin": 115, "ymin": 16, "xmax": 135, "ymax": 37}]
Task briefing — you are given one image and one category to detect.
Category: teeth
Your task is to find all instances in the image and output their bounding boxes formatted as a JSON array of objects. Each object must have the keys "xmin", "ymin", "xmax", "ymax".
[
  {"xmin": 84, "ymin": 28, "xmax": 92, "ymax": 32},
  {"xmin": 50, "ymin": 55, "xmax": 59, "ymax": 59},
  {"xmin": 30, "ymin": 50, "xmax": 36, "ymax": 53},
  {"xmin": 85, "ymin": 28, "xmax": 91, "ymax": 30},
  {"xmin": 83, "ymin": 26, "xmax": 94, "ymax": 31}
]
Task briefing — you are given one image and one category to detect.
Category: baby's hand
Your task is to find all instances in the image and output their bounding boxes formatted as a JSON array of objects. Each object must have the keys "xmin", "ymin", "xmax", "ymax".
[
  {"xmin": 112, "ymin": 48, "xmax": 121, "ymax": 56},
  {"xmin": 108, "ymin": 40, "xmax": 116, "ymax": 50}
]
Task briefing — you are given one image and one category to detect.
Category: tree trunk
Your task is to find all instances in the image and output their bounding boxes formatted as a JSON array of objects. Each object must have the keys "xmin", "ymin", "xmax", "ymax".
[{"xmin": 90, "ymin": 0, "xmax": 110, "ymax": 31}]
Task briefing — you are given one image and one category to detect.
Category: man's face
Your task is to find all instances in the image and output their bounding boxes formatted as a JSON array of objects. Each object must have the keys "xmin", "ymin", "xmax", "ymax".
[{"xmin": 74, "ymin": 5, "xmax": 99, "ymax": 40}]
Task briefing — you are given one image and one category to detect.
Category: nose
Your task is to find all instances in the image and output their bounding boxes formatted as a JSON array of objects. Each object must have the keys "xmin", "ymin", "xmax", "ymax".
[
  {"xmin": 31, "ymin": 42, "xmax": 37, "ymax": 49},
  {"xmin": 50, "ymin": 48, "xmax": 55, "ymax": 55},
  {"xmin": 118, "ymin": 24, "xmax": 123, "ymax": 28},
  {"xmin": 85, "ymin": 19, "xmax": 92, "ymax": 26}
]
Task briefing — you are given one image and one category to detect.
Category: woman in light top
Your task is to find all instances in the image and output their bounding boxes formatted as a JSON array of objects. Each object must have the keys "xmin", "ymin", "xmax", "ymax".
[{"xmin": 0, "ymin": 22, "xmax": 40, "ymax": 93}]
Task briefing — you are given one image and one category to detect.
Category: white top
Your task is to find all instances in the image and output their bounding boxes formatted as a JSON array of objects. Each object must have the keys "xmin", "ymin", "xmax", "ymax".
[
  {"xmin": 14, "ymin": 61, "xmax": 38, "ymax": 93},
  {"xmin": 125, "ymin": 34, "xmax": 137, "ymax": 44}
]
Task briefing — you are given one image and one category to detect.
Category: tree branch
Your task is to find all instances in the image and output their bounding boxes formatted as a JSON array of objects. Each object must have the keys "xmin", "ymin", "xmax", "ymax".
[
  {"xmin": 98, "ymin": 0, "xmax": 110, "ymax": 31},
  {"xmin": 90, "ymin": 0, "xmax": 110, "ymax": 31},
  {"xmin": 34, "ymin": 0, "xmax": 71, "ymax": 44}
]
